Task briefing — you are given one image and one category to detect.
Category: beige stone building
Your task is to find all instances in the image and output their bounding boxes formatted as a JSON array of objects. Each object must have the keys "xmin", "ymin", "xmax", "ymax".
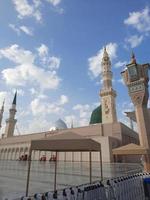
[{"xmin": 0, "ymin": 49, "xmax": 140, "ymax": 163}]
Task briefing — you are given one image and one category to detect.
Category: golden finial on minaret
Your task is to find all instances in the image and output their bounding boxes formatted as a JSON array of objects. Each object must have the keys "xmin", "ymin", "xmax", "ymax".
[
  {"xmin": 131, "ymin": 51, "xmax": 136, "ymax": 64},
  {"xmin": 103, "ymin": 46, "xmax": 108, "ymax": 57}
]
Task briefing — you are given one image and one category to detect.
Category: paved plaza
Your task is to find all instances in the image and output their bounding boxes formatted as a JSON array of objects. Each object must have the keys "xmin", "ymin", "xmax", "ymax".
[{"xmin": 0, "ymin": 161, "xmax": 141, "ymax": 200}]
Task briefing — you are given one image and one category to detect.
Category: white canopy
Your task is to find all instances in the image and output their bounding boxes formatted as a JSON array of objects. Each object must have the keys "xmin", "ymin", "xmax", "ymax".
[
  {"xmin": 30, "ymin": 131, "xmax": 101, "ymax": 152},
  {"xmin": 26, "ymin": 132, "xmax": 102, "ymax": 196},
  {"xmin": 113, "ymin": 143, "xmax": 150, "ymax": 155}
]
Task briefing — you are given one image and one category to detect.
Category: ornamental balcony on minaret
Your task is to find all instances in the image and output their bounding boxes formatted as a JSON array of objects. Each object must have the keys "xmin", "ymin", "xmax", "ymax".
[
  {"xmin": 101, "ymin": 47, "xmax": 113, "ymax": 89},
  {"xmin": 100, "ymin": 47, "xmax": 117, "ymax": 124}
]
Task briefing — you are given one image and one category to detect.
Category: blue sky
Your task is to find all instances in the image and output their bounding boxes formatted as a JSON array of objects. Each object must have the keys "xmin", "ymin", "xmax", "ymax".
[{"xmin": 0, "ymin": 0, "xmax": 150, "ymax": 134}]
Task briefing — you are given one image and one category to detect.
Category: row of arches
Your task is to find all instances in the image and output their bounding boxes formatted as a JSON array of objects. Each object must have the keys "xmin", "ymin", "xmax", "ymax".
[
  {"xmin": 0, "ymin": 143, "xmax": 101, "ymax": 162},
  {"xmin": 0, "ymin": 147, "xmax": 58, "ymax": 161},
  {"xmin": 0, "ymin": 146, "xmax": 30, "ymax": 160},
  {"xmin": 0, "ymin": 147, "xmax": 100, "ymax": 161}
]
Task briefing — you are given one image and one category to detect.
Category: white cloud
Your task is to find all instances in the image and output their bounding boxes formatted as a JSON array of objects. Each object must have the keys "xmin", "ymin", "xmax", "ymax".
[
  {"xmin": 64, "ymin": 115, "xmax": 76, "ymax": 128},
  {"xmin": 29, "ymin": 88, "xmax": 47, "ymax": 99},
  {"xmin": 73, "ymin": 104, "xmax": 90, "ymax": 118},
  {"xmin": 12, "ymin": 89, "xmax": 24, "ymax": 96},
  {"xmin": 12, "ymin": 0, "xmax": 33, "ymax": 17},
  {"xmin": 37, "ymin": 44, "xmax": 48, "ymax": 57},
  {"xmin": 70, "ymin": 102, "xmax": 101, "ymax": 127},
  {"xmin": 37, "ymin": 44, "xmax": 61, "ymax": 69},
  {"xmin": 30, "ymin": 88, "xmax": 37, "ymax": 95},
  {"xmin": 33, "ymin": 0, "xmax": 41, "ymax": 8},
  {"xmin": 46, "ymin": 0, "xmax": 64, "ymax": 14},
  {"xmin": 30, "ymin": 98, "xmax": 46, "ymax": 115},
  {"xmin": 0, "ymin": 91, "xmax": 8, "ymax": 105},
  {"xmin": 0, "ymin": 44, "xmax": 34, "ymax": 64},
  {"xmin": 29, "ymin": 88, "xmax": 45, "ymax": 98},
  {"xmin": 30, "ymin": 95, "xmax": 67, "ymax": 116},
  {"xmin": 9, "ymin": 24, "xmax": 33, "ymax": 36},
  {"xmin": 117, "ymin": 101, "xmax": 136, "ymax": 128},
  {"xmin": 58, "ymin": 95, "xmax": 69, "ymax": 105},
  {"xmin": 2, "ymin": 64, "xmax": 60, "ymax": 89},
  {"xmin": 12, "ymin": 0, "xmax": 63, "ymax": 22},
  {"xmin": 9, "ymin": 24, "xmax": 20, "ymax": 35},
  {"xmin": 124, "ymin": 6, "xmax": 150, "ymax": 33},
  {"xmin": 46, "ymin": 0, "xmax": 62, "ymax": 6},
  {"xmin": 0, "ymin": 44, "xmax": 61, "ymax": 90},
  {"xmin": 78, "ymin": 118, "xmax": 89, "ymax": 127},
  {"xmin": 20, "ymin": 26, "xmax": 33, "ymax": 36},
  {"xmin": 48, "ymin": 56, "xmax": 61, "ymax": 69},
  {"xmin": 0, "ymin": 91, "xmax": 19, "ymax": 112},
  {"xmin": 114, "ymin": 61, "xmax": 127, "ymax": 68},
  {"xmin": 25, "ymin": 117, "xmax": 52, "ymax": 133},
  {"xmin": 119, "ymin": 101, "xmax": 134, "ymax": 116},
  {"xmin": 88, "ymin": 43, "xmax": 118, "ymax": 78},
  {"xmin": 65, "ymin": 114, "xmax": 87, "ymax": 128},
  {"xmin": 12, "ymin": 0, "xmax": 42, "ymax": 21},
  {"xmin": 125, "ymin": 35, "xmax": 143, "ymax": 48}
]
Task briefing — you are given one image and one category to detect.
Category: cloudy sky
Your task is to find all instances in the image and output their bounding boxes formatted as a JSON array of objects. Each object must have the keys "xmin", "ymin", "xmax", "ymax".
[{"xmin": 0, "ymin": 0, "xmax": 150, "ymax": 135}]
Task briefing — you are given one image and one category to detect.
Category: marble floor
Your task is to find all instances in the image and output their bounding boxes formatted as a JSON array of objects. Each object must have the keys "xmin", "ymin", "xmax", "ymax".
[{"xmin": 0, "ymin": 161, "xmax": 142, "ymax": 200}]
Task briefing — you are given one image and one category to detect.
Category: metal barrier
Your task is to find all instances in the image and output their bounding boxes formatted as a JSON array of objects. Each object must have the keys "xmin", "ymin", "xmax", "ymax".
[{"xmin": 20, "ymin": 172, "xmax": 150, "ymax": 200}]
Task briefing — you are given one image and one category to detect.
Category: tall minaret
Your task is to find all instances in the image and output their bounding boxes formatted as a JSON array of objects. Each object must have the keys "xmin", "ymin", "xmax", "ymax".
[
  {"xmin": 100, "ymin": 47, "xmax": 117, "ymax": 123},
  {"xmin": 5, "ymin": 91, "xmax": 17, "ymax": 137},
  {"xmin": 0, "ymin": 100, "xmax": 5, "ymax": 128}
]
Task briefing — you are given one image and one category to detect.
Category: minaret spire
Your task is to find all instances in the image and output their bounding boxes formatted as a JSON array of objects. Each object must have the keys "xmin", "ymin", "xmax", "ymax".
[
  {"xmin": 0, "ymin": 99, "xmax": 5, "ymax": 128},
  {"xmin": 100, "ymin": 46, "xmax": 117, "ymax": 124},
  {"xmin": 71, "ymin": 118, "xmax": 74, "ymax": 128},
  {"xmin": 4, "ymin": 92, "xmax": 17, "ymax": 137},
  {"xmin": 12, "ymin": 91, "xmax": 17, "ymax": 105},
  {"xmin": 2, "ymin": 99, "xmax": 5, "ymax": 111},
  {"xmin": 101, "ymin": 47, "xmax": 112, "ymax": 88},
  {"xmin": 103, "ymin": 46, "xmax": 108, "ymax": 57},
  {"xmin": 131, "ymin": 51, "xmax": 136, "ymax": 64}
]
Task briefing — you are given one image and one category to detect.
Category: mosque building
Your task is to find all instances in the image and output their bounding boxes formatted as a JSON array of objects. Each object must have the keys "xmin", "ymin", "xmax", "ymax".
[{"xmin": 0, "ymin": 48, "xmax": 140, "ymax": 163}]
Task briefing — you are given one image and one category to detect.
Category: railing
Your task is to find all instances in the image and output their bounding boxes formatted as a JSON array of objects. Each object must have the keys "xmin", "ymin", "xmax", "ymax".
[{"xmin": 18, "ymin": 172, "xmax": 149, "ymax": 200}]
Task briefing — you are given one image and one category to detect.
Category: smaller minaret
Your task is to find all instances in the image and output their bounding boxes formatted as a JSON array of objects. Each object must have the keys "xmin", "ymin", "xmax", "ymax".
[
  {"xmin": 0, "ymin": 99, "xmax": 5, "ymax": 128},
  {"xmin": 5, "ymin": 91, "xmax": 17, "ymax": 137}
]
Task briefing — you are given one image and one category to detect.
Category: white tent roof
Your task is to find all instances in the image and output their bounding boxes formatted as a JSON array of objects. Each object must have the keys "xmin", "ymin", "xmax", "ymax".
[
  {"xmin": 26, "ymin": 132, "xmax": 103, "ymax": 196},
  {"xmin": 30, "ymin": 131, "xmax": 101, "ymax": 152},
  {"xmin": 113, "ymin": 143, "xmax": 150, "ymax": 155}
]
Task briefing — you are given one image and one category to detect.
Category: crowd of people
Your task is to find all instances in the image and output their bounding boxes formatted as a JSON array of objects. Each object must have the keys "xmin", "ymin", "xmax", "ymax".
[
  {"xmin": 18, "ymin": 155, "xmax": 56, "ymax": 162},
  {"xmin": 19, "ymin": 154, "xmax": 28, "ymax": 161},
  {"xmin": 39, "ymin": 155, "xmax": 56, "ymax": 162}
]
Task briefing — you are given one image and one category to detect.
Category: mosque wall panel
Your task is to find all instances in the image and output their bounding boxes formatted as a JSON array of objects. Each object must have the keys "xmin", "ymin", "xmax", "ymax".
[
  {"xmin": 81, "ymin": 152, "xmax": 89, "ymax": 162},
  {"xmin": 73, "ymin": 152, "xmax": 81, "ymax": 162},
  {"xmin": 66, "ymin": 152, "xmax": 72, "ymax": 161},
  {"xmin": 92, "ymin": 152, "xmax": 100, "ymax": 162},
  {"xmin": 58, "ymin": 152, "xmax": 65, "ymax": 161}
]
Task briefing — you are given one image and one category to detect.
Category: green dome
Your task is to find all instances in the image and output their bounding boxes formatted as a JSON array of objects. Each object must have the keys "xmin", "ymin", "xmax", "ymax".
[{"xmin": 89, "ymin": 105, "xmax": 102, "ymax": 124}]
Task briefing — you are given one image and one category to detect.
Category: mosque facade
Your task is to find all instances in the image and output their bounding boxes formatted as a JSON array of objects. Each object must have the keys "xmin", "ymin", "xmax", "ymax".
[{"xmin": 0, "ymin": 49, "xmax": 140, "ymax": 163}]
